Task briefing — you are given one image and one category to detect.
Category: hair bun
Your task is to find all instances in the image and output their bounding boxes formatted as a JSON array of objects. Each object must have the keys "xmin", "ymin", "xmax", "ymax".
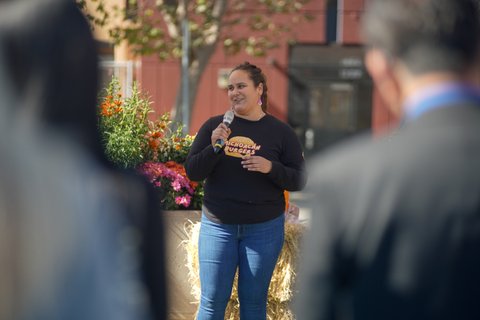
[{"xmin": 244, "ymin": 61, "xmax": 259, "ymax": 70}]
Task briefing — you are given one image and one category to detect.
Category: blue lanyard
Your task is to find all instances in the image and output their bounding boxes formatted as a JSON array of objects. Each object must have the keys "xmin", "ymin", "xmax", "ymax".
[{"xmin": 404, "ymin": 84, "xmax": 480, "ymax": 121}]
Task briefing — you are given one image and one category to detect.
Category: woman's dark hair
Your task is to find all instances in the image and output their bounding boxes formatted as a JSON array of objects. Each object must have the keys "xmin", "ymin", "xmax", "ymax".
[{"xmin": 230, "ymin": 62, "xmax": 268, "ymax": 113}]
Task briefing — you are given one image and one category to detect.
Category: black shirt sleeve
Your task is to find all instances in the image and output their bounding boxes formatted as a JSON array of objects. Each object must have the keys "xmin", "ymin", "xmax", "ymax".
[
  {"xmin": 267, "ymin": 123, "xmax": 307, "ymax": 191},
  {"xmin": 184, "ymin": 117, "xmax": 222, "ymax": 182}
]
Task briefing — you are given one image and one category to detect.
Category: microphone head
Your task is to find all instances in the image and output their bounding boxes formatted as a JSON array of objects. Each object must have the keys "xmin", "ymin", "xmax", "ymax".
[{"xmin": 223, "ymin": 110, "xmax": 235, "ymax": 125}]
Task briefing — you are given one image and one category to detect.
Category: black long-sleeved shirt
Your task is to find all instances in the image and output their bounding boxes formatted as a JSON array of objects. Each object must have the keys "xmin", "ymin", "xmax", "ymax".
[{"xmin": 185, "ymin": 114, "xmax": 306, "ymax": 224}]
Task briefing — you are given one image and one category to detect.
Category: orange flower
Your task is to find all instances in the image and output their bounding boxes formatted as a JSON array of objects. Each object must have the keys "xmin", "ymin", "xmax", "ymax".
[
  {"xmin": 190, "ymin": 181, "xmax": 198, "ymax": 189},
  {"xmin": 148, "ymin": 139, "xmax": 160, "ymax": 149},
  {"xmin": 100, "ymin": 103, "xmax": 112, "ymax": 116},
  {"xmin": 165, "ymin": 161, "xmax": 187, "ymax": 176},
  {"xmin": 151, "ymin": 131, "xmax": 163, "ymax": 139}
]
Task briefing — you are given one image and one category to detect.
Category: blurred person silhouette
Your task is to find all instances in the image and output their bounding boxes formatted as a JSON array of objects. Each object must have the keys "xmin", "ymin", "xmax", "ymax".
[
  {"xmin": 0, "ymin": 36, "xmax": 145, "ymax": 320},
  {"xmin": 0, "ymin": 0, "xmax": 166, "ymax": 319},
  {"xmin": 293, "ymin": 0, "xmax": 480, "ymax": 319}
]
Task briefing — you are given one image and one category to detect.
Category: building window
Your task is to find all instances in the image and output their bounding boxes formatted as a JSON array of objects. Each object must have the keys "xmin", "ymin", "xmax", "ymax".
[
  {"xmin": 288, "ymin": 45, "xmax": 372, "ymax": 155},
  {"xmin": 326, "ymin": 0, "xmax": 338, "ymax": 43}
]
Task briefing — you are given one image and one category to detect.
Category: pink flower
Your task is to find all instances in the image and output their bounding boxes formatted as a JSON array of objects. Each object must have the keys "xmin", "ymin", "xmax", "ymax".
[
  {"xmin": 171, "ymin": 179, "xmax": 182, "ymax": 191},
  {"xmin": 175, "ymin": 194, "xmax": 192, "ymax": 208},
  {"xmin": 137, "ymin": 161, "xmax": 201, "ymax": 210}
]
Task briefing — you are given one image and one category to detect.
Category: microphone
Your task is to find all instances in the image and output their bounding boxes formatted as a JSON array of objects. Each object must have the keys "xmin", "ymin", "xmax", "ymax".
[{"xmin": 214, "ymin": 110, "xmax": 235, "ymax": 153}]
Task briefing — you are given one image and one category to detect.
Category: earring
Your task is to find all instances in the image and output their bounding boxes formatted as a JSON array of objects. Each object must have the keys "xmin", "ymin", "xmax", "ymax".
[{"xmin": 257, "ymin": 97, "xmax": 262, "ymax": 106}]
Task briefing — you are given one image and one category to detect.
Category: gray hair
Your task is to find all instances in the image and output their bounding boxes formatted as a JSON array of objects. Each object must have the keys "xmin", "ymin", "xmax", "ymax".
[{"xmin": 362, "ymin": 0, "xmax": 480, "ymax": 74}]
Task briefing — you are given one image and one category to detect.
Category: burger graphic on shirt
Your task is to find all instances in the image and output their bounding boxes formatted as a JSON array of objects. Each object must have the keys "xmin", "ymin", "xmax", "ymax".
[{"xmin": 224, "ymin": 136, "xmax": 261, "ymax": 158}]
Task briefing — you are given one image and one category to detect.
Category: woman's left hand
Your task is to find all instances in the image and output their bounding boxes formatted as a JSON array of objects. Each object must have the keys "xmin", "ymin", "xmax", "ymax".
[{"xmin": 241, "ymin": 155, "xmax": 272, "ymax": 174}]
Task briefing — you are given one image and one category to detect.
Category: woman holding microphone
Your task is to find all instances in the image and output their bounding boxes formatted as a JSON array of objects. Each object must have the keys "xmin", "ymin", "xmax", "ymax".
[{"xmin": 185, "ymin": 61, "xmax": 306, "ymax": 320}]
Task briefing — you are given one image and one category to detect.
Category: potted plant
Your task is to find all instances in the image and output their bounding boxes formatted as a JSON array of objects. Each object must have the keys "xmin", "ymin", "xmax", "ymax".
[
  {"xmin": 98, "ymin": 76, "xmax": 203, "ymax": 319},
  {"xmin": 98, "ymin": 76, "xmax": 204, "ymax": 210}
]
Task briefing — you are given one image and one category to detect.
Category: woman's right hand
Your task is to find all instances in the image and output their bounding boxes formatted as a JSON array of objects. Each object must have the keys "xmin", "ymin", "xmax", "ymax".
[{"xmin": 211, "ymin": 122, "xmax": 231, "ymax": 148}]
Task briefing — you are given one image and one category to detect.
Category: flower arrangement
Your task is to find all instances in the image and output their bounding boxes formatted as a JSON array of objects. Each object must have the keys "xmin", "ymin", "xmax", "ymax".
[
  {"xmin": 98, "ymin": 76, "xmax": 203, "ymax": 210},
  {"xmin": 137, "ymin": 161, "xmax": 202, "ymax": 210},
  {"xmin": 99, "ymin": 77, "xmax": 150, "ymax": 169}
]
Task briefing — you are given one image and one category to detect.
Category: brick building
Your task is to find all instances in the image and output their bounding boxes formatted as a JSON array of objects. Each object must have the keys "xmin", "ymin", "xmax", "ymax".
[{"xmin": 90, "ymin": 0, "xmax": 400, "ymax": 157}]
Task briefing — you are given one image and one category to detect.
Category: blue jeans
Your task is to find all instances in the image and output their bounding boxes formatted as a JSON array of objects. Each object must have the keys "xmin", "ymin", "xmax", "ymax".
[{"xmin": 196, "ymin": 213, "xmax": 285, "ymax": 320}]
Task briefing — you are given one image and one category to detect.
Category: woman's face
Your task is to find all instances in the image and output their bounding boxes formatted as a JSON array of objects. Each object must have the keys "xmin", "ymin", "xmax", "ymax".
[{"xmin": 227, "ymin": 70, "xmax": 263, "ymax": 117}]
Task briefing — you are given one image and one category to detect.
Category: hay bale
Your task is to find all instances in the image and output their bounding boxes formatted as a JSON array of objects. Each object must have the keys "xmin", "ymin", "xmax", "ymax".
[
  {"xmin": 182, "ymin": 216, "xmax": 305, "ymax": 319},
  {"xmin": 268, "ymin": 221, "xmax": 305, "ymax": 303},
  {"xmin": 223, "ymin": 298, "xmax": 294, "ymax": 320},
  {"xmin": 183, "ymin": 220, "xmax": 201, "ymax": 301}
]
